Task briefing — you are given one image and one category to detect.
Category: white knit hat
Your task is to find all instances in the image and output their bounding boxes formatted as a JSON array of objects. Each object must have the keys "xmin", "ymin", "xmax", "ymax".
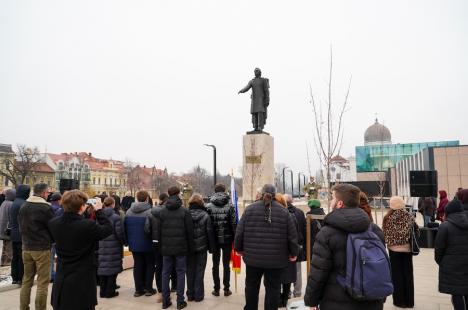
[{"xmin": 389, "ymin": 196, "xmax": 405, "ymax": 210}]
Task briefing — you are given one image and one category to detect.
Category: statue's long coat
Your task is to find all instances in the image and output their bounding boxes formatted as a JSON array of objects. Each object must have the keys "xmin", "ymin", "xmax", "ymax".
[{"xmin": 239, "ymin": 77, "xmax": 270, "ymax": 113}]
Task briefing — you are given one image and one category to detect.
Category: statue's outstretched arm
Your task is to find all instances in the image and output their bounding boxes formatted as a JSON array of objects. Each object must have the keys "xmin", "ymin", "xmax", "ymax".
[{"xmin": 238, "ymin": 81, "xmax": 252, "ymax": 94}]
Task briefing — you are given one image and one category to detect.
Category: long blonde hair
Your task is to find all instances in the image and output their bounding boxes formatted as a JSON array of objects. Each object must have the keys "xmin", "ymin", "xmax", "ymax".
[{"xmin": 275, "ymin": 193, "xmax": 288, "ymax": 208}]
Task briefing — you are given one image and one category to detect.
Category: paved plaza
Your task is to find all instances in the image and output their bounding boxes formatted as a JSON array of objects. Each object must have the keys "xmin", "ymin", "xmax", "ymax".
[{"xmin": 0, "ymin": 203, "xmax": 454, "ymax": 310}]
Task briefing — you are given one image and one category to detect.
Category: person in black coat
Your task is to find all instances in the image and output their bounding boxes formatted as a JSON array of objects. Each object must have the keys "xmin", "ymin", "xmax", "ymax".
[
  {"xmin": 158, "ymin": 186, "xmax": 195, "ymax": 309},
  {"xmin": 48, "ymin": 190, "xmax": 112, "ymax": 310},
  {"xmin": 285, "ymin": 194, "xmax": 307, "ymax": 298},
  {"xmin": 206, "ymin": 183, "xmax": 237, "ymax": 297},
  {"xmin": 9, "ymin": 184, "xmax": 30, "ymax": 284},
  {"xmin": 122, "ymin": 191, "xmax": 135, "ymax": 212},
  {"xmin": 98, "ymin": 197, "xmax": 125, "ymax": 298},
  {"xmin": 186, "ymin": 194, "xmax": 215, "ymax": 302},
  {"xmin": 435, "ymin": 199, "xmax": 468, "ymax": 310},
  {"xmin": 304, "ymin": 184, "xmax": 385, "ymax": 310},
  {"xmin": 235, "ymin": 184, "xmax": 299, "ymax": 310},
  {"xmin": 277, "ymin": 194, "xmax": 298, "ymax": 308}
]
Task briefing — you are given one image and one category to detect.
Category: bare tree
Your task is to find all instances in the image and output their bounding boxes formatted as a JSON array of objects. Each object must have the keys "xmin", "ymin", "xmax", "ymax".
[
  {"xmin": 309, "ymin": 47, "xmax": 352, "ymax": 208},
  {"xmin": 123, "ymin": 158, "xmax": 139, "ymax": 195},
  {"xmin": 0, "ymin": 144, "xmax": 42, "ymax": 186}
]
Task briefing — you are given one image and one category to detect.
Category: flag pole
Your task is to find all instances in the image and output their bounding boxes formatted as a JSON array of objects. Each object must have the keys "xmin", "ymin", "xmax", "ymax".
[{"xmin": 231, "ymin": 169, "xmax": 238, "ymax": 294}]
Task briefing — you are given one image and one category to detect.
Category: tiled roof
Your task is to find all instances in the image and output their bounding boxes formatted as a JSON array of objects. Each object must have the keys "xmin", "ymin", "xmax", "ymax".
[
  {"xmin": 47, "ymin": 152, "xmax": 125, "ymax": 172},
  {"xmin": 32, "ymin": 163, "xmax": 55, "ymax": 173}
]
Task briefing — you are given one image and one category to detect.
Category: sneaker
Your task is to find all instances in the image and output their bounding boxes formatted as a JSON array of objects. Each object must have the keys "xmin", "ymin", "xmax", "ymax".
[
  {"xmin": 212, "ymin": 290, "xmax": 220, "ymax": 297},
  {"xmin": 145, "ymin": 288, "xmax": 157, "ymax": 296},
  {"xmin": 162, "ymin": 301, "xmax": 172, "ymax": 309},
  {"xmin": 134, "ymin": 291, "xmax": 145, "ymax": 297},
  {"xmin": 116, "ymin": 285, "xmax": 121, "ymax": 289},
  {"xmin": 177, "ymin": 301, "xmax": 187, "ymax": 309},
  {"xmin": 187, "ymin": 296, "xmax": 195, "ymax": 302},
  {"xmin": 155, "ymin": 292, "xmax": 163, "ymax": 303},
  {"xmin": 224, "ymin": 289, "xmax": 232, "ymax": 297}
]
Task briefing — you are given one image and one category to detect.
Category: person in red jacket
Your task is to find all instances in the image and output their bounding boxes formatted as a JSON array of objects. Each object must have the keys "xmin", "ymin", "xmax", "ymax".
[{"xmin": 437, "ymin": 190, "xmax": 449, "ymax": 222}]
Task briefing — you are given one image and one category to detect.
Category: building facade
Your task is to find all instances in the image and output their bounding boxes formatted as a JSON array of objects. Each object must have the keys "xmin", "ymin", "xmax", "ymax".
[
  {"xmin": 395, "ymin": 145, "xmax": 468, "ymax": 200},
  {"xmin": 46, "ymin": 152, "xmax": 127, "ymax": 197},
  {"xmin": 0, "ymin": 144, "xmax": 15, "ymax": 188}
]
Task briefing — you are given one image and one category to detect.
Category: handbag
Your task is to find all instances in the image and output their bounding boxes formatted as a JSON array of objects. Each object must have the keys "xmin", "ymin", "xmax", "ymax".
[{"xmin": 410, "ymin": 222, "xmax": 420, "ymax": 256}]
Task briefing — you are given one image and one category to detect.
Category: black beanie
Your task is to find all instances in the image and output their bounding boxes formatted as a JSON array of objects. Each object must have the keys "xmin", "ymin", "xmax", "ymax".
[{"xmin": 445, "ymin": 199, "xmax": 463, "ymax": 216}]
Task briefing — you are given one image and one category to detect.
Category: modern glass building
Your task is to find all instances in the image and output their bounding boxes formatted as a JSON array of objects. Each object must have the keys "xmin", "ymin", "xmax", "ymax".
[{"xmin": 356, "ymin": 141, "xmax": 460, "ymax": 172}]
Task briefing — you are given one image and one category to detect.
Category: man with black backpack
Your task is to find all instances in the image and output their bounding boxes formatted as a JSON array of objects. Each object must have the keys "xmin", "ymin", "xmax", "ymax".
[{"xmin": 304, "ymin": 184, "xmax": 389, "ymax": 310}]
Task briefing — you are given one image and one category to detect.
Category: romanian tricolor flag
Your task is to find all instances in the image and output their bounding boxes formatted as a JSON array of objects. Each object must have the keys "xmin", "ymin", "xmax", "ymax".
[{"xmin": 230, "ymin": 176, "xmax": 241, "ymax": 274}]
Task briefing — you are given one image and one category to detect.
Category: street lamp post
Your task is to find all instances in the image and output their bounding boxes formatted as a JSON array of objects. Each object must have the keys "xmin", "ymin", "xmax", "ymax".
[
  {"xmin": 204, "ymin": 144, "xmax": 217, "ymax": 188},
  {"xmin": 289, "ymin": 169, "xmax": 294, "ymax": 197},
  {"xmin": 298, "ymin": 172, "xmax": 307, "ymax": 197},
  {"xmin": 282, "ymin": 166, "xmax": 289, "ymax": 194}
]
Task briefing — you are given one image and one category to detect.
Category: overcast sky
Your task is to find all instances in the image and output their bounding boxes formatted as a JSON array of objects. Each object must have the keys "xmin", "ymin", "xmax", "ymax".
[{"xmin": 1, "ymin": 0, "xmax": 467, "ymax": 177}]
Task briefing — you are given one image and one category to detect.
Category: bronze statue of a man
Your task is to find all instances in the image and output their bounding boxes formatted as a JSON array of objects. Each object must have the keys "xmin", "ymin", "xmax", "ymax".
[{"xmin": 238, "ymin": 68, "xmax": 270, "ymax": 133}]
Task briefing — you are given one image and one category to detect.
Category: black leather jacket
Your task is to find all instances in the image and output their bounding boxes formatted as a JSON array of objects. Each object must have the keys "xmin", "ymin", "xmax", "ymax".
[{"xmin": 206, "ymin": 192, "xmax": 236, "ymax": 246}]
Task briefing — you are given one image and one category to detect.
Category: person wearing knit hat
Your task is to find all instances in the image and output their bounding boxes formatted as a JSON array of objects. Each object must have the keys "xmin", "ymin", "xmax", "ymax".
[
  {"xmin": 383, "ymin": 196, "xmax": 416, "ymax": 308},
  {"xmin": 459, "ymin": 189, "xmax": 468, "ymax": 212},
  {"xmin": 305, "ymin": 198, "xmax": 325, "ymax": 271},
  {"xmin": 435, "ymin": 199, "xmax": 468, "ymax": 309},
  {"xmin": 307, "ymin": 199, "xmax": 321, "ymax": 209}
]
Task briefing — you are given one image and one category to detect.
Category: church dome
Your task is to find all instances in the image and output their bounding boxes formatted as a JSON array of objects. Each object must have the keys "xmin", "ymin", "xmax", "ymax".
[{"xmin": 364, "ymin": 119, "xmax": 392, "ymax": 145}]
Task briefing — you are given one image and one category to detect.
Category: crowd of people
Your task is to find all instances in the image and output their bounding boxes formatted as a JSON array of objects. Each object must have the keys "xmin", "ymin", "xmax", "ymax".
[{"xmin": 0, "ymin": 182, "xmax": 468, "ymax": 310}]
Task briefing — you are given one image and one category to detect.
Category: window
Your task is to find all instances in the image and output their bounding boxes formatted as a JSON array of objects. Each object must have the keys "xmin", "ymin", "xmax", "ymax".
[
  {"xmin": 93, "ymin": 177, "xmax": 96, "ymax": 185},
  {"xmin": 110, "ymin": 178, "xmax": 112, "ymax": 186},
  {"xmin": 104, "ymin": 178, "xmax": 107, "ymax": 185},
  {"xmin": 98, "ymin": 178, "xmax": 101, "ymax": 185}
]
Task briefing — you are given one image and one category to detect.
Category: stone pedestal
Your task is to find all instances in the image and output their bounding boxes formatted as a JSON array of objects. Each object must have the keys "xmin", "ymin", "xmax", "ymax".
[{"xmin": 242, "ymin": 133, "xmax": 275, "ymax": 203}]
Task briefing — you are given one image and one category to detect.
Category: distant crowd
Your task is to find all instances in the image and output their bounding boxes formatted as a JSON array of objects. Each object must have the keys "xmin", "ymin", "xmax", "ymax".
[{"xmin": 0, "ymin": 183, "xmax": 467, "ymax": 310}]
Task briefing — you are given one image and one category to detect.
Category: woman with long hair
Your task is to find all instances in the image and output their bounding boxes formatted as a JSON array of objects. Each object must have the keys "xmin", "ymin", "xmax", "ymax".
[
  {"xmin": 359, "ymin": 191, "xmax": 373, "ymax": 222},
  {"xmin": 98, "ymin": 196, "xmax": 125, "ymax": 298},
  {"xmin": 382, "ymin": 196, "xmax": 416, "ymax": 308},
  {"xmin": 276, "ymin": 193, "xmax": 297, "ymax": 307}
]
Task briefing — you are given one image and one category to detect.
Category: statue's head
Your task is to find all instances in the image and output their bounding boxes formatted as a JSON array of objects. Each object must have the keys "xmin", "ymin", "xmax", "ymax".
[{"xmin": 254, "ymin": 68, "xmax": 262, "ymax": 78}]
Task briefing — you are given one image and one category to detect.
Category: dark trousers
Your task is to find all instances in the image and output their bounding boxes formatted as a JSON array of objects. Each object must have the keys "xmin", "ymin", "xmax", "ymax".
[
  {"xmin": 99, "ymin": 274, "xmax": 117, "ymax": 297},
  {"xmin": 154, "ymin": 249, "xmax": 177, "ymax": 293},
  {"xmin": 280, "ymin": 283, "xmax": 291, "ymax": 300},
  {"xmin": 171, "ymin": 264, "xmax": 177, "ymax": 290},
  {"xmin": 187, "ymin": 251, "xmax": 208, "ymax": 300},
  {"xmin": 244, "ymin": 265, "xmax": 282, "ymax": 310},
  {"xmin": 212, "ymin": 244, "xmax": 231, "ymax": 291},
  {"xmin": 452, "ymin": 295, "xmax": 468, "ymax": 310},
  {"xmin": 162, "ymin": 255, "xmax": 186, "ymax": 305},
  {"xmin": 154, "ymin": 250, "xmax": 163, "ymax": 293},
  {"xmin": 132, "ymin": 252, "xmax": 155, "ymax": 293},
  {"xmin": 252, "ymin": 112, "xmax": 266, "ymax": 131},
  {"xmin": 389, "ymin": 250, "xmax": 414, "ymax": 308},
  {"xmin": 11, "ymin": 241, "xmax": 23, "ymax": 282}
]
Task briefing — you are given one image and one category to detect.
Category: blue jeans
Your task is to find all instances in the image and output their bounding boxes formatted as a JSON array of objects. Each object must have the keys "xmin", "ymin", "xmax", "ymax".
[
  {"xmin": 50, "ymin": 245, "xmax": 56, "ymax": 281},
  {"xmin": 423, "ymin": 215, "xmax": 431, "ymax": 227},
  {"xmin": 162, "ymin": 255, "xmax": 186, "ymax": 305}
]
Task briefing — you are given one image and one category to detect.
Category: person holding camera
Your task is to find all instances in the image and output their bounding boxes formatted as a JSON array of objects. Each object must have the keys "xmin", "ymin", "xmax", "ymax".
[{"xmin": 48, "ymin": 190, "xmax": 113, "ymax": 310}]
